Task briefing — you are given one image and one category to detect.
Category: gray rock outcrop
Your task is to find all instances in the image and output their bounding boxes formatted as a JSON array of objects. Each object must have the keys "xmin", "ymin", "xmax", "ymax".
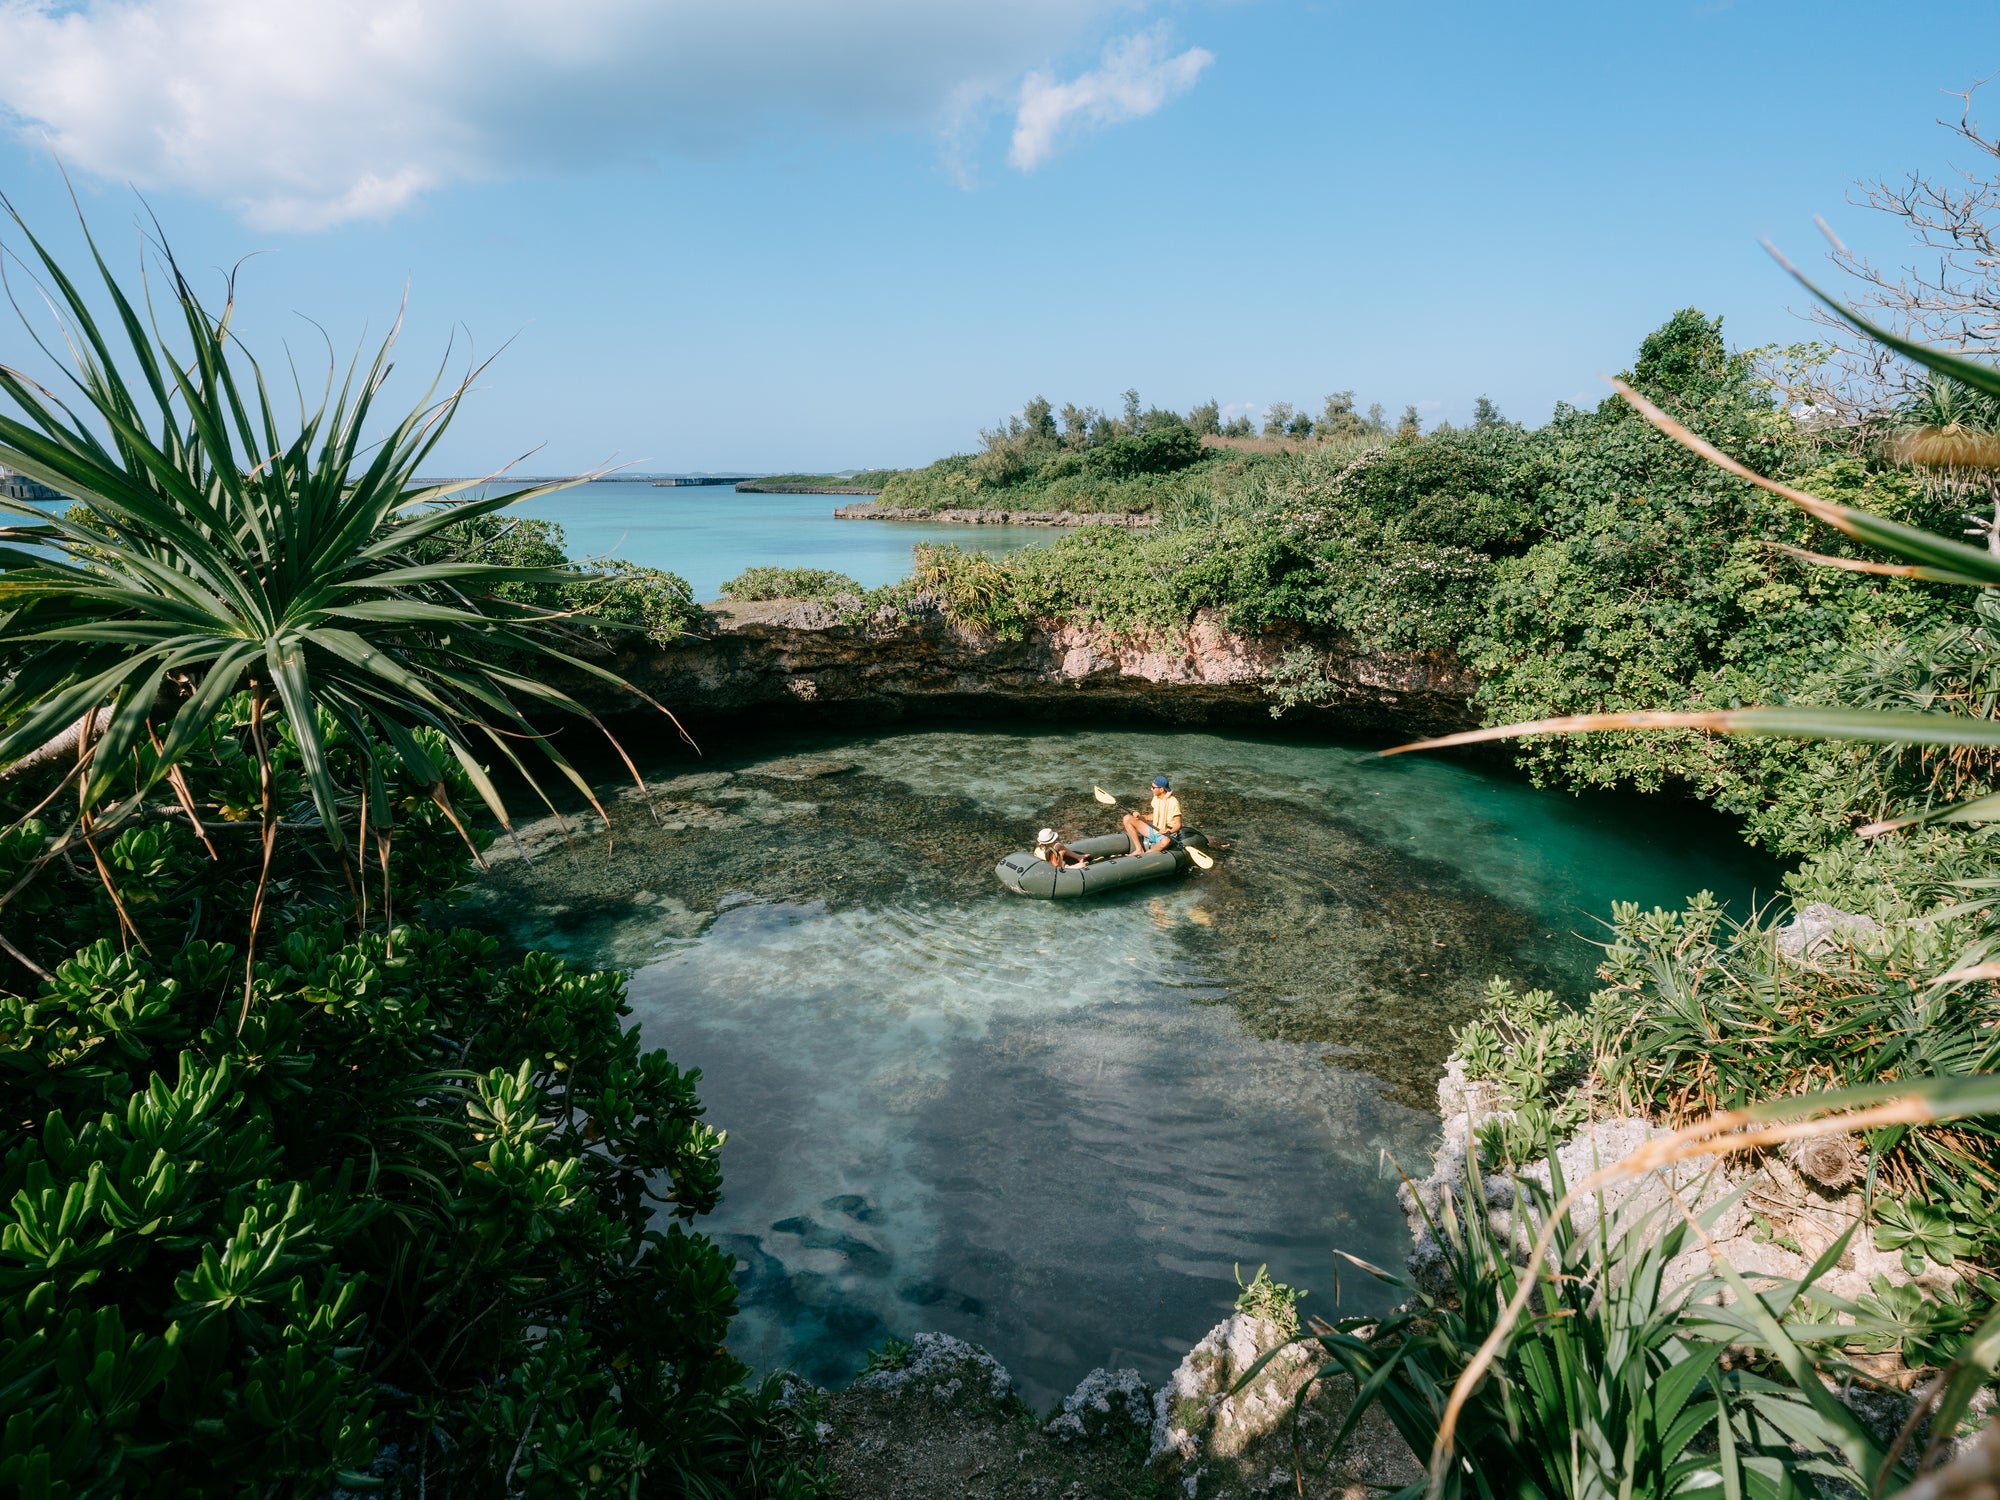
[
  {"xmin": 1774, "ymin": 902, "xmax": 1884, "ymax": 963},
  {"xmin": 1149, "ymin": 1313, "xmax": 1318, "ymax": 1467},
  {"xmin": 1044, "ymin": 1367, "xmax": 1154, "ymax": 1445},
  {"xmin": 1409, "ymin": 1059, "xmax": 1948, "ymax": 1308},
  {"xmin": 853, "ymin": 1332, "xmax": 1015, "ymax": 1404}
]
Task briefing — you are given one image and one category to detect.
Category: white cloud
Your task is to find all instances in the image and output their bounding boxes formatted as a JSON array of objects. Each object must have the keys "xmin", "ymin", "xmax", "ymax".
[
  {"xmin": 0, "ymin": 0, "xmax": 1205, "ymax": 229},
  {"xmin": 1008, "ymin": 26, "xmax": 1212, "ymax": 172}
]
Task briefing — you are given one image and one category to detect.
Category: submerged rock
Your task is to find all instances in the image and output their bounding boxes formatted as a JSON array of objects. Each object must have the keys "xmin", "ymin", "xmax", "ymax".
[{"xmin": 749, "ymin": 756, "xmax": 859, "ymax": 780}]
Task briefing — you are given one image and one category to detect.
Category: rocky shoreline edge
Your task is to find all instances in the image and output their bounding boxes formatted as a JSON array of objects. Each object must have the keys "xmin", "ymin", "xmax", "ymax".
[
  {"xmin": 591, "ymin": 597, "xmax": 1477, "ymax": 738},
  {"xmin": 833, "ymin": 501, "xmax": 1157, "ymax": 528},
  {"xmin": 790, "ymin": 1316, "xmax": 1420, "ymax": 1500}
]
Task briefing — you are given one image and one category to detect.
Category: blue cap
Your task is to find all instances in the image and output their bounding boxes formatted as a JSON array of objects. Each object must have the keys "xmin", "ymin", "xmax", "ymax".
[{"xmin": 1153, "ymin": 775, "xmax": 1171, "ymax": 789}]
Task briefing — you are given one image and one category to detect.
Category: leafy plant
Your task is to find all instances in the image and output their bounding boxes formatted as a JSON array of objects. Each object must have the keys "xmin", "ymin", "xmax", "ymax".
[
  {"xmin": 0, "ymin": 208, "xmax": 824, "ymax": 1498},
  {"xmin": 1873, "ymin": 1198, "xmax": 1974, "ymax": 1275},
  {"xmin": 1450, "ymin": 980, "xmax": 1592, "ymax": 1169},
  {"xmin": 860, "ymin": 1337, "xmax": 913, "ymax": 1376},
  {"xmin": 1299, "ymin": 1152, "xmax": 1889, "ymax": 1499},
  {"xmin": 1232, "ymin": 1263, "xmax": 1303, "ymax": 1335}
]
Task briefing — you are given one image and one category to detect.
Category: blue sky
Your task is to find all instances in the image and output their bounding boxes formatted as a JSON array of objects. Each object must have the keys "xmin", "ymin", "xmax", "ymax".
[{"xmin": 0, "ymin": 0, "xmax": 1994, "ymax": 473}]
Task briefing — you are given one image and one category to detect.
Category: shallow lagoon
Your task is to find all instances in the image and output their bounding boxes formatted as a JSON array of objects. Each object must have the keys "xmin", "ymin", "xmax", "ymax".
[
  {"xmin": 456, "ymin": 725, "xmax": 1782, "ymax": 1406},
  {"xmin": 498, "ymin": 479, "xmax": 1049, "ymax": 598}
]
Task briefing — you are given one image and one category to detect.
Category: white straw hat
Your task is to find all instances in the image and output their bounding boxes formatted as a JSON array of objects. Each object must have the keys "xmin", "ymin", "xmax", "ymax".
[{"xmin": 1037, "ymin": 827, "xmax": 1058, "ymax": 844}]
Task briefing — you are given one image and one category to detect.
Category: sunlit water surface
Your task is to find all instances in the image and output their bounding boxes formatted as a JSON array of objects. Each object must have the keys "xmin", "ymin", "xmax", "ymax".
[{"xmin": 455, "ymin": 726, "xmax": 1781, "ymax": 1406}]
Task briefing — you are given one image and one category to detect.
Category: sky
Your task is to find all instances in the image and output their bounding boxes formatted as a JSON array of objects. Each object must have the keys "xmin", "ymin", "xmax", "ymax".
[{"xmin": 0, "ymin": 0, "xmax": 1995, "ymax": 474}]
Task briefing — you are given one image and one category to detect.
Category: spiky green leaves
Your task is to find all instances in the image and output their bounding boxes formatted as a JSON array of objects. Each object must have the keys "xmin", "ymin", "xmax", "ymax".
[{"xmin": 0, "ymin": 199, "xmax": 662, "ymax": 868}]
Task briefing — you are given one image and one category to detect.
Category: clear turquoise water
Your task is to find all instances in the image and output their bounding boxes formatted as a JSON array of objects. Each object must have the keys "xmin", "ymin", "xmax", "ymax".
[
  {"xmin": 494, "ymin": 479, "xmax": 1049, "ymax": 598},
  {"xmin": 17, "ymin": 480, "xmax": 1050, "ymax": 599},
  {"xmin": 455, "ymin": 725, "xmax": 1784, "ymax": 1408}
]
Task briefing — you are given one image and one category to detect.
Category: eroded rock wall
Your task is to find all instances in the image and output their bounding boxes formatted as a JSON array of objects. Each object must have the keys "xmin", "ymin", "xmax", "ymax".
[{"xmin": 590, "ymin": 600, "xmax": 1477, "ymax": 735}]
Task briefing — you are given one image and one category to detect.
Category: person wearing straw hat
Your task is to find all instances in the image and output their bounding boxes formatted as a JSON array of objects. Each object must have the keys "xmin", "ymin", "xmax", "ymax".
[
  {"xmin": 1032, "ymin": 827, "xmax": 1085, "ymax": 869},
  {"xmin": 1121, "ymin": 776, "xmax": 1183, "ymax": 855}
]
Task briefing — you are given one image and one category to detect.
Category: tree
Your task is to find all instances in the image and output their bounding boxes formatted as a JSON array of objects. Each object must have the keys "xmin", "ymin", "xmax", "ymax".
[
  {"xmin": 1223, "ymin": 414, "xmax": 1257, "ymax": 438},
  {"xmin": 1059, "ymin": 401, "xmax": 1100, "ymax": 447},
  {"xmin": 1286, "ymin": 409, "xmax": 1316, "ymax": 439},
  {"xmin": 1472, "ymin": 395, "xmax": 1506, "ymax": 429},
  {"xmin": 1188, "ymin": 399, "xmax": 1222, "ymax": 436},
  {"xmin": 1263, "ymin": 401, "xmax": 1297, "ymax": 437},
  {"xmin": 1122, "ymin": 387, "xmax": 1143, "ymax": 432},
  {"xmin": 1024, "ymin": 394, "xmax": 1059, "ymax": 444},
  {"xmin": 1626, "ymin": 308, "xmax": 1743, "ymax": 403},
  {"xmin": 1396, "ymin": 404, "xmax": 1424, "ymax": 441},
  {"xmin": 1807, "ymin": 79, "xmax": 2000, "ymax": 411}
]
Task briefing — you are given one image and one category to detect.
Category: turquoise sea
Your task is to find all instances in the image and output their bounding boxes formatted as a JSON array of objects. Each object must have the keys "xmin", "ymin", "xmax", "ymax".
[{"xmin": 490, "ymin": 479, "xmax": 1049, "ymax": 599}]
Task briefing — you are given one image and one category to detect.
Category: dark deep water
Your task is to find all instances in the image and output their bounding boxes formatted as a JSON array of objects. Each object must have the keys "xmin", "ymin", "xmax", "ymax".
[{"xmin": 454, "ymin": 725, "xmax": 1783, "ymax": 1407}]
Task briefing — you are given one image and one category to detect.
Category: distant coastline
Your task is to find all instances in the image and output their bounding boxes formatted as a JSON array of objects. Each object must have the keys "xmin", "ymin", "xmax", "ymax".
[
  {"xmin": 738, "ymin": 481, "xmax": 883, "ymax": 495},
  {"xmin": 832, "ymin": 500, "xmax": 1154, "ymax": 528}
]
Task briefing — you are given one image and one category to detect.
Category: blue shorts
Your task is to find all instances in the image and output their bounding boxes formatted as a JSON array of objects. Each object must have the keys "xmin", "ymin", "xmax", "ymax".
[{"xmin": 1141, "ymin": 824, "xmax": 1178, "ymax": 851}]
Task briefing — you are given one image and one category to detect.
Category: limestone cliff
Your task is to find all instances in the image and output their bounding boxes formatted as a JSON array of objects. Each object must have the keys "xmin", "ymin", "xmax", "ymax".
[{"xmin": 588, "ymin": 599, "xmax": 1478, "ymax": 734}]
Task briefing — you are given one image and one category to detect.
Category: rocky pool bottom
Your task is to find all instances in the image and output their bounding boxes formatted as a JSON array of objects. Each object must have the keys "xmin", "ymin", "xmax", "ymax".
[{"xmin": 452, "ymin": 726, "xmax": 1781, "ymax": 1409}]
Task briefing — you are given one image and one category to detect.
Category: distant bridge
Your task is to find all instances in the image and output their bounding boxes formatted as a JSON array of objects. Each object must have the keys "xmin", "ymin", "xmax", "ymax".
[{"xmin": 0, "ymin": 470, "xmax": 61, "ymax": 503}]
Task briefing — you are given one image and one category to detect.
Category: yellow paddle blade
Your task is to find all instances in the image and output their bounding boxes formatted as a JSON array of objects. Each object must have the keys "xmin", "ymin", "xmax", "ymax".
[
  {"xmin": 1187, "ymin": 845, "xmax": 1214, "ymax": 870},
  {"xmin": 1093, "ymin": 786, "xmax": 1118, "ymax": 805}
]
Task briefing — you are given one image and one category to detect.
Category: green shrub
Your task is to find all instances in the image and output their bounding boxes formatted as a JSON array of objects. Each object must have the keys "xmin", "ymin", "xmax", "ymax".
[
  {"xmin": 0, "ymin": 918, "xmax": 826, "ymax": 1496},
  {"xmin": 1449, "ymin": 980, "xmax": 1593, "ymax": 1168},
  {"xmin": 413, "ymin": 513, "xmax": 703, "ymax": 645},
  {"xmin": 721, "ymin": 566, "xmax": 866, "ymax": 603}
]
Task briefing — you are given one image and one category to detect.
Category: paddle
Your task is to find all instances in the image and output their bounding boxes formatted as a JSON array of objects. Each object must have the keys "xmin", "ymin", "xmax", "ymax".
[{"xmin": 1092, "ymin": 786, "xmax": 1215, "ymax": 869}]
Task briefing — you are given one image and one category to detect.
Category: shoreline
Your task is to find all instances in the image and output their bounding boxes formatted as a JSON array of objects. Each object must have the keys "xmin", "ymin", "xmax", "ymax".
[{"xmin": 833, "ymin": 501, "xmax": 1156, "ymax": 528}]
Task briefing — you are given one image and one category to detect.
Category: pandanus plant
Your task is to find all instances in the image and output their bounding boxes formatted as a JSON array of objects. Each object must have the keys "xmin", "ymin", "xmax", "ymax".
[{"xmin": 0, "ymin": 201, "xmax": 666, "ymax": 1010}]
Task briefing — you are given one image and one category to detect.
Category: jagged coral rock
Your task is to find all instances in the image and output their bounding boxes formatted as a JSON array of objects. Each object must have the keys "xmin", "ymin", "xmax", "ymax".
[
  {"xmin": 1149, "ymin": 1313, "xmax": 1317, "ymax": 1465},
  {"xmin": 853, "ymin": 1332, "xmax": 1015, "ymax": 1405},
  {"xmin": 1045, "ymin": 1367, "xmax": 1154, "ymax": 1444}
]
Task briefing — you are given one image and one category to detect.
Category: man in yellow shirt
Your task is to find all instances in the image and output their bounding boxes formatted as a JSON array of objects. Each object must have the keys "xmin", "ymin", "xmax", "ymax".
[{"xmin": 1122, "ymin": 776, "xmax": 1183, "ymax": 856}]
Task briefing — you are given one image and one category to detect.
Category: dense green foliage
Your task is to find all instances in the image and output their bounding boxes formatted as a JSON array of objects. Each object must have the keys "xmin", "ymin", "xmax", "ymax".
[
  {"xmin": 0, "ymin": 215, "xmax": 821, "ymax": 1497},
  {"xmin": 720, "ymin": 566, "xmax": 865, "ymax": 605},
  {"xmin": 880, "ymin": 391, "xmax": 1287, "ymax": 513},
  {"xmin": 410, "ymin": 513, "xmax": 703, "ymax": 648},
  {"xmin": 856, "ymin": 311, "xmax": 1979, "ymax": 860},
  {"xmin": 0, "ymin": 722, "xmax": 820, "ymax": 1498},
  {"xmin": 740, "ymin": 471, "xmax": 900, "ymax": 491}
]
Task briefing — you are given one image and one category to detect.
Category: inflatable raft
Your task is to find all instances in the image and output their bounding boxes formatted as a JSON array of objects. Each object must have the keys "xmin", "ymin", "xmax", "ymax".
[{"xmin": 994, "ymin": 831, "xmax": 1210, "ymax": 899}]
